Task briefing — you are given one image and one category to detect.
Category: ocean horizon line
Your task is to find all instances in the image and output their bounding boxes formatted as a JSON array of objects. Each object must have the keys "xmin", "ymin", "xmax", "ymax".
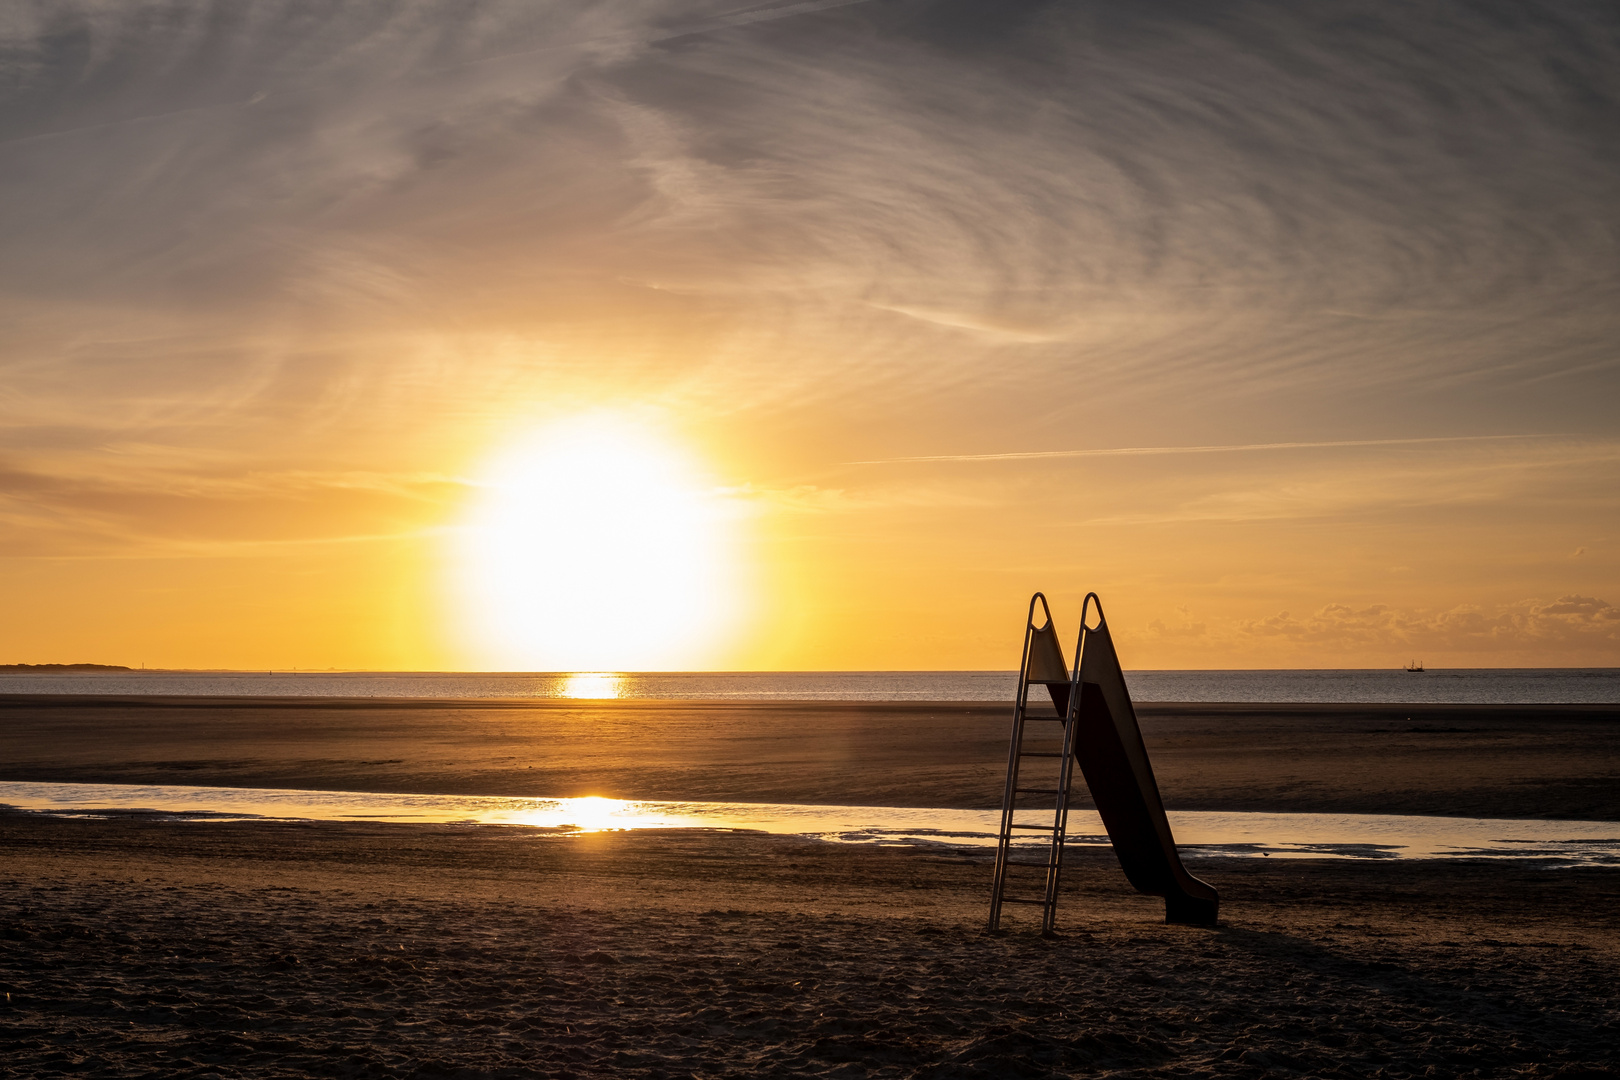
[
  {"xmin": 5, "ymin": 665, "xmax": 1618, "ymax": 675},
  {"xmin": 3, "ymin": 667, "xmax": 1617, "ymax": 705}
]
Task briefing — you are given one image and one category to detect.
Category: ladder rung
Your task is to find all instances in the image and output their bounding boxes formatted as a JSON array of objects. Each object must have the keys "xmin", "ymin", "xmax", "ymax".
[
  {"xmin": 999, "ymin": 897, "xmax": 1054, "ymax": 906},
  {"xmin": 1015, "ymin": 787, "xmax": 1060, "ymax": 795},
  {"xmin": 1007, "ymin": 823, "xmax": 1058, "ymax": 831},
  {"xmin": 1004, "ymin": 861, "xmax": 1059, "ymax": 869},
  {"xmin": 1019, "ymin": 751, "xmax": 1066, "ymax": 758},
  {"xmin": 1021, "ymin": 715, "xmax": 1064, "ymax": 722}
]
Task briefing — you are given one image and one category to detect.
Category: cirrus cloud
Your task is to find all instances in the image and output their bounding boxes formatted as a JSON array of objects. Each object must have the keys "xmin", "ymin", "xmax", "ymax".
[{"xmin": 1240, "ymin": 596, "xmax": 1620, "ymax": 656}]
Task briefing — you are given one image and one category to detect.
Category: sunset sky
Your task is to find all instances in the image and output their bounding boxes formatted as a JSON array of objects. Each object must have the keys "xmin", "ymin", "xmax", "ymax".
[{"xmin": 3, "ymin": 0, "xmax": 1617, "ymax": 671}]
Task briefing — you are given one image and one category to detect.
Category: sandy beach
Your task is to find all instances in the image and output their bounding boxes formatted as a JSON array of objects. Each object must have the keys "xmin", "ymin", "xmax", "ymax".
[
  {"xmin": 3, "ymin": 696, "xmax": 1619, "ymax": 1076},
  {"xmin": 4, "ymin": 814, "xmax": 1618, "ymax": 1078}
]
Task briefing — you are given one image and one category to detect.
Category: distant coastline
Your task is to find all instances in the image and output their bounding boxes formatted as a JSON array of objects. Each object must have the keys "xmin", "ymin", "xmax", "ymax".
[{"xmin": 0, "ymin": 663, "xmax": 131, "ymax": 671}]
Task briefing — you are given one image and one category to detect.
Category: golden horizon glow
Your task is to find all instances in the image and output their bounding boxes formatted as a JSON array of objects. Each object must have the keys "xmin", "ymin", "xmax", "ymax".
[{"xmin": 451, "ymin": 416, "xmax": 745, "ymax": 672}]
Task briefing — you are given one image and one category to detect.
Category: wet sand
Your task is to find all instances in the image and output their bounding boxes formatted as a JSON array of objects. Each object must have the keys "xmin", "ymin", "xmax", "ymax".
[
  {"xmin": 3, "ymin": 812, "xmax": 1617, "ymax": 1078},
  {"xmin": 3, "ymin": 695, "xmax": 1618, "ymax": 1076},
  {"xmin": 2, "ymin": 695, "xmax": 1618, "ymax": 819}
]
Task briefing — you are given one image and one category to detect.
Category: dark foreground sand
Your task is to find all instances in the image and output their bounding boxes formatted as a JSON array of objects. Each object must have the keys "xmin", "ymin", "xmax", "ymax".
[
  {"xmin": 2, "ymin": 696, "xmax": 1618, "ymax": 1077},
  {"xmin": 2, "ymin": 813, "xmax": 1617, "ymax": 1079},
  {"xmin": 3, "ymin": 696, "xmax": 1619, "ymax": 819}
]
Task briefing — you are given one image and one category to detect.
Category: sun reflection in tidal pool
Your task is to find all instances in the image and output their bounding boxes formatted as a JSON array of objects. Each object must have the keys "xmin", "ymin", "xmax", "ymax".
[
  {"xmin": 561, "ymin": 672, "xmax": 623, "ymax": 699},
  {"xmin": 516, "ymin": 795, "xmax": 635, "ymax": 831},
  {"xmin": 502, "ymin": 796, "xmax": 714, "ymax": 832},
  {"xmin": 3, "ymin": 782, "xmax": 1618, "ymax": 864}
]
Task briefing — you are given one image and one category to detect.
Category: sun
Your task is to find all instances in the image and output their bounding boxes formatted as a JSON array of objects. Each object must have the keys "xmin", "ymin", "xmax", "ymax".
[{"xmin": 452, "ymin": 415, "xmax": 743, "ymax": 671}]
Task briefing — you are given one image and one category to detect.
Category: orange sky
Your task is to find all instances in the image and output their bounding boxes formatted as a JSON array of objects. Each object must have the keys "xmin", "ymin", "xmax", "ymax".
[{"xmin": 2, "ymin": 1, "xmax": 1617, "ymax": 671}]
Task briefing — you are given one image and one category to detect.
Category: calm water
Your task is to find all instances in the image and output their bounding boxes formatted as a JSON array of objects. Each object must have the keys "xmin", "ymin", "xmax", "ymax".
[
  {"xmin": 1, "ymin": 668, "xmax": 1617, "ymax": 703},
  {"xmin": 3, "ymin": 782, "xmax": 1616, "ymax": 866}
]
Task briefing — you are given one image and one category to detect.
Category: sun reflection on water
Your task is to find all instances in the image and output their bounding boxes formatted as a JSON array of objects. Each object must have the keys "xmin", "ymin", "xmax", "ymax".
[
  {"xmin": 560, "ymin": 673, "xmax": 623, "ymax": 699},
  {"xmin": 504, "ymin": 796, "xmax": 715, "ymax": 832},
  {"xmin": 547, "ymin": 799, "xmax": 622, "ymax": 835}
]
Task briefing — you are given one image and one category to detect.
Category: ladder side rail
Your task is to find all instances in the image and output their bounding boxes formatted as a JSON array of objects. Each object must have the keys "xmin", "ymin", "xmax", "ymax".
[
  {"xmin": 1040, "ymin": 600, "xmax": 1090, "ymax": 935},
  {"xmin": 987, "ymin": 618, "xmax": 1033, "ymax": 929},
  {"xmin": 987, "ymin": 593, "xmax": 1045, "ymax": 931},
  {"xmin": 1040, "ymin": 700, "xmax": 1080, "ymax": 934}
]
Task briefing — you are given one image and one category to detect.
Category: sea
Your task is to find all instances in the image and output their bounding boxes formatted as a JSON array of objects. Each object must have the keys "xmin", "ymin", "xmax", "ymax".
[
  {"xmin": 5, "ymin": 670, "xmax": 1618, "ymax": 860},
  {"xmin": 0, "ymin": 667, "xmax": 1616, "ymax": 703}
]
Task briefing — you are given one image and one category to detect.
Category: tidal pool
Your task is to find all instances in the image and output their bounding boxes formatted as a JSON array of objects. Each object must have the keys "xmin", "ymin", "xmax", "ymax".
[{"xmin": 3, "ymin": 781, "xmax": 1617, "ymax": 866}]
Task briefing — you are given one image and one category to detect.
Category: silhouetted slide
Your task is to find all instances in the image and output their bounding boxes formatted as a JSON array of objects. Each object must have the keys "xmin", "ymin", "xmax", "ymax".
[{"xmin": 1054, "ymin": 596, "xmax": 1219, "ymax": 925}]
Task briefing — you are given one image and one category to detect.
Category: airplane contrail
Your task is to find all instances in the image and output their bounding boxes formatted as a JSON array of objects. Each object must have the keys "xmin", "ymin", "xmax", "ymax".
[{"xmin": 847, "ymin": 433, "xmax": 1557, "ymax": 465}]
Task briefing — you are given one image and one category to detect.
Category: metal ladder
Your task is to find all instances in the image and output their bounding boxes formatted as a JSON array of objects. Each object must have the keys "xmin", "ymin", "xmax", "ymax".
[{"xmin": 987, "ymin": 592, "xmax": 1080, "ymax": 935}]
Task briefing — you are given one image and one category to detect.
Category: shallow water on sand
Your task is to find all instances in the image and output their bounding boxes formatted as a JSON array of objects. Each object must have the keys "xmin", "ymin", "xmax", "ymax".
[{"xmin": 3, "ymin": 781, "xmax": 1616, "ymax": 866}]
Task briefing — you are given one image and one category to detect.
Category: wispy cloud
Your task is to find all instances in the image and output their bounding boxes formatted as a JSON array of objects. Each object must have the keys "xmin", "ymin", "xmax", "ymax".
[
  {"xmin": 847, "ymin": 434, "xmax": 1557, "ymax": 466},
  {"xmin": 0, "ymin": 460, "xmax": 466, "ymax": 557},
  {"xmin": 1239, "ymin": 596, "xmax": 1620, "ymax": 655},
  {"xmin": 3, "ymin": 0, "xmax": 1616, "ymax": 444},
  {"xmin": 1071, "ymin": 439, "xmax": 1620, "ymax": 527}
]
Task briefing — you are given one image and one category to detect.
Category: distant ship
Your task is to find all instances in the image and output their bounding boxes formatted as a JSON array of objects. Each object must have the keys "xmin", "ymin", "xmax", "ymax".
[{"xmin": 1405, "ymin": 660, "xmax": 1425, "ymax": 673}]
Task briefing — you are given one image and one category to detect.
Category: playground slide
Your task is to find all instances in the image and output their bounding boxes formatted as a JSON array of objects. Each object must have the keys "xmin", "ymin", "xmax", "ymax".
[{"xmin": 1067, "ymin": 599, "xmax": 1219, "ymax": 925}]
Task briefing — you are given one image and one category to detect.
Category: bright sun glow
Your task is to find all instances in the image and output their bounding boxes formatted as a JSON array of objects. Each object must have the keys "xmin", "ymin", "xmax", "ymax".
[
  {"xmin": 454, "ymin": 415, "xmax": 742, "ymax": 671},
  {"xmin": 560, "ymin": 672, "xmax": 623, "ymax": 699}
]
